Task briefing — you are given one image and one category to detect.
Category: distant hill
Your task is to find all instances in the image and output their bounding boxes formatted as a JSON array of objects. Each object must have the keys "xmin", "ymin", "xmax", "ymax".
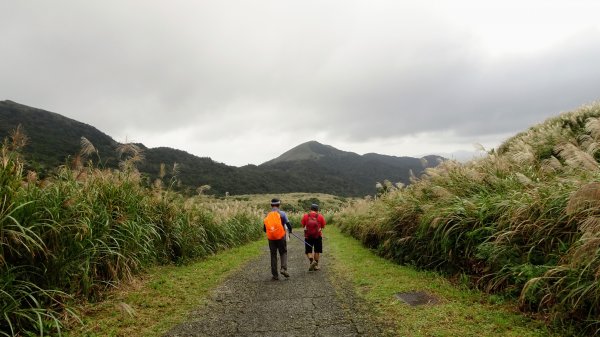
[
  {"xmin": 261, "ymin": 141, "xmax": 443, "ymax": 195},
  {"xmin": 0, "ymin": 100, "xmax": 444, "ymax": 196}
]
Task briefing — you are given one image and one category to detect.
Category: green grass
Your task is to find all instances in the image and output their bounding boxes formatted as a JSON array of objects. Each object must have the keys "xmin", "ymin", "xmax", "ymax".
[
  {"xmin": 326, "ymin": 226, "xmax": 559, "ymax": 337},
  {"xmin": 65, "ymin": 239, "xmax": 265, "ymax": 337},
  {"xmin": 206, "ymin": 192, "xmax": 351, "ymax": 212}
]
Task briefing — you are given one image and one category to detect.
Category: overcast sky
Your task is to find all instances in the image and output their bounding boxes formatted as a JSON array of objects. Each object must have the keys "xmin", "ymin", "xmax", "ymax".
[{"xmin": 2, "ymin": 1, "xmax": 600, "ymax": 166}]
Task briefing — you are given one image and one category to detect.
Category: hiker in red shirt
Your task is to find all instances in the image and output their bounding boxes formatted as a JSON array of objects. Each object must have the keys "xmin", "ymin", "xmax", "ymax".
[{"xmin": 301, "ymin": 203, "xmax": 326, "ymax": 271}]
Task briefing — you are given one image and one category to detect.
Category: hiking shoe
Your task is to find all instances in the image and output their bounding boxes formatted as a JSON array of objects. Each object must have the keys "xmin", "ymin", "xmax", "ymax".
[
  {"xmin": 280, "ymin": 269, "xmax": 290, "ymax": 278},
  {"xmin": 309, "ymin": 260, "xmax": 317, "ymax": 271},
  {"xmin": 271, "ymin": 276, "xmax": 279, "ymax": 281},
  {"xmin": 314, "ymin": 263, "xmax": 320, "ymax": 271}
]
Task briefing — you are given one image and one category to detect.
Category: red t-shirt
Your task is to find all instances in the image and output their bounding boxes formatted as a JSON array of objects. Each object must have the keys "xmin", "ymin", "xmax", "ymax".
[{"xmin": 301, "ymin": 211, "xmax": 326, "ymax": 238}]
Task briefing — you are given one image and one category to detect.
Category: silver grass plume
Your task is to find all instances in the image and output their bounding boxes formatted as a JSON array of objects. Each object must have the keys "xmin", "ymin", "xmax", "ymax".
[
  {"xmin": 159, "ymin": 163, "xmax": 166, "ymax": 179},
  {"xmin": 540, "ymin": 156, "xmax": 563, "ymax": 174},
  {"xmin": 579, "ymin": 134, "xmax": 600, "ymax": 157},
  {"xmin": 473, "ymin": 143, "xmax": 486, "ymax": 152},
  {"xmin": 577, "ymin": 216, "xmax": 600, "ymax": 236},
  {"xmin": 116, "ymin": 143, "xmax": 144, "ymax": 162},
  {"xmin": 409, "ymin": 169, "xmax": 417, "ymax": 183},
  {"xmin": 508, "ymin": 141, "xmax": 535, "ymax": 165},
  {"xmin": 566, "ymin": 182, "xmax": 600, "ymax": 215},
  {"xmin": 9, "ymin": 125, "xmax": 28, "ymax": 150},
  {"xmin": 515, "ymin": 172, "xmax": 533, "ymax": 186},
  {"xmin": 431, "ymin": 185, "xmax": 452, "ymax": 199},
  {"xmin": 197, "ymin": 185, "xmax": 211, "ymax": 195},
  {"xmin": 79, "ymin": 137, "xmax": 97, "ymax": 158},
  {"xmin": 586, "ymin": 117, "xmax": 600, "ymax": 140},
  {"xmin": 555, "ymin": 143, "xmax": 599, "ymax": 171}
]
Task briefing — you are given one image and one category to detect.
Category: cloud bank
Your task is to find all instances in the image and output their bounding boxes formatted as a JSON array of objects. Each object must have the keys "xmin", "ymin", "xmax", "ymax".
[{"xmin": 1, "ymin": 1, "xmax": 599, "ymax": 165}]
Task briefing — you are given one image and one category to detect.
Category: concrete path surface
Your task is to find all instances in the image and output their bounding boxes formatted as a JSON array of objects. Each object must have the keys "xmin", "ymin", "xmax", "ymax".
[{"xmin": 164, "ymin": 233, "xmax": 380, "ymax": 336}]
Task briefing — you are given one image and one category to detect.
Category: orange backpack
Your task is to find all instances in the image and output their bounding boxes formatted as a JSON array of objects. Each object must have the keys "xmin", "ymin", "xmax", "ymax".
[{"xmin": 264, "ymin": 211, "xmax": 286, "ymax": 240}]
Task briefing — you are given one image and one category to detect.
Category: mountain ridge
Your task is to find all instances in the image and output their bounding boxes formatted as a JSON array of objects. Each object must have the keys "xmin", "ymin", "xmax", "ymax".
[{"xmin": 0, "ymin": 100, "xmax": 444, "ymax": 196}]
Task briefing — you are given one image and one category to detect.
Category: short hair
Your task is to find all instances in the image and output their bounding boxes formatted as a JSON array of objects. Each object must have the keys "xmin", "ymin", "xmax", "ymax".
[
  {"xmin": 271, "ymin": 198, "xmax": 281, "ymax": 206},
  {"xmin": 310, "ymin": 203, "xmax": 319, "ymax": 211}
]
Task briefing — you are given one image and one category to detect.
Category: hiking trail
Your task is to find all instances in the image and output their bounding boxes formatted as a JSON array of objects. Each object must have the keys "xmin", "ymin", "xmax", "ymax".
[{"xmin": 164, "ymin": 233, "xmax": 381, "ymax": 336}]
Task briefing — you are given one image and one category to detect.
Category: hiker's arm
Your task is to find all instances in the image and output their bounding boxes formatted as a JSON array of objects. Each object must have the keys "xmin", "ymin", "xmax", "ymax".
[{"xmin": 279, "ymin": 211, "xmax": 292, "ymax": 233}]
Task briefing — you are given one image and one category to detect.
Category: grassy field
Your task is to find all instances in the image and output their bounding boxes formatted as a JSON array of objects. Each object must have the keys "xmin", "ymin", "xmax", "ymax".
[
  {"xmin": 65, "ymin": 240, "xmax": 265, "ymax": 336},
  {"xmin": 326, "ymin": 226, "xmax": 560, "ymax": 337},
  {"xmin": 206, "ymin": 192, "xmax": 351, "ymax": 212}
]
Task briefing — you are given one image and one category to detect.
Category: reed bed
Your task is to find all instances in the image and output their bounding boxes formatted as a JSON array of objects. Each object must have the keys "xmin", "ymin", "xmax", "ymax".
[
  {"xmin": 0, "ymin": 132, "xmax": 262, "ymax": 336},
  {"xmin": 336, "ymin": 102, "xmax": 600, "ymax": 335}
]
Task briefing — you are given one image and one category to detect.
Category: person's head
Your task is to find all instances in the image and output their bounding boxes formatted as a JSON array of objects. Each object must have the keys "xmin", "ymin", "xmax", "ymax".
[
  {"xmin": 310, "ymin": 203, "xmax": 319, "ymax": 212},
  {"xmin": 271, "ymin": 198, "xmax": 281, "ymax": 208}
]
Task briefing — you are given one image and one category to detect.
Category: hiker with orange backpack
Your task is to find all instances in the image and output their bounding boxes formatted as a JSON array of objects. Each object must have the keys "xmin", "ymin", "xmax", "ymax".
[
  {"xmin": 301, "ymin": 203, "xmax": 326, "ymax": 271},
  {"xmin": 263, "ymin": 198, "xmax": 292, "ymax": 280}
]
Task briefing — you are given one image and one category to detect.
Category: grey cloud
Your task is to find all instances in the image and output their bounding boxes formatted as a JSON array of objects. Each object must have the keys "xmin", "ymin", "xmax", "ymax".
[
  {"xmin": 299, "ymin": 34, "xmax": 600, "ymax": 142},
  {"xmin": 1, "ymin": 1, "xmax": 599, "ymax": 163}
]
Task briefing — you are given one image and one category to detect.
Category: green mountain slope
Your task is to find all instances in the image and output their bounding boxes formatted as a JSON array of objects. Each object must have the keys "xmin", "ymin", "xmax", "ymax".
[{"xmin": 0, "ymin": 100, "xmax": 119, "ymax": 171}]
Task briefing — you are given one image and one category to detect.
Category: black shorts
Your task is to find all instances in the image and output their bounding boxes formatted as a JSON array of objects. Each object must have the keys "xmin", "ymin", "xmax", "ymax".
[{"xmin": 305, "ymin": 237, "xmax": 323, "ymax": 254}]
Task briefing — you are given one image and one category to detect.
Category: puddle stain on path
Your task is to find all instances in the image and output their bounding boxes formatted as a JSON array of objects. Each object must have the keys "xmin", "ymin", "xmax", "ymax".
[{"xmin": 164, "ymin": 235, "xmax": 380, "ymax": 336}]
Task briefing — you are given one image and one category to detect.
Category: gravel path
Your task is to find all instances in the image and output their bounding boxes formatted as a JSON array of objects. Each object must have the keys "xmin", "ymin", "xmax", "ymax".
[{"xmin": 164, "ymin": 234, "xmax": 381, "ymax": 336}]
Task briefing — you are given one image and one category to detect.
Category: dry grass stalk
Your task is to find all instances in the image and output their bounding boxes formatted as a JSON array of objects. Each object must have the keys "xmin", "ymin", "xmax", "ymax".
[
  {"xmin": 153, "ymin": 179, "xmax": 163, "ymax": 191},
  {"xmin": 473, "ymin": 143, "xmax": 486, "ymax": 152},
  {"xmin": 79, "ymin": 137, "xmax": 97, "ymax": 158},
  {"xmin": 555, "ymin": 143, "xmax": 599, "ymax": 171},
  {"xmin": 431, "ymin": 185, "xmax": 453, "ymax": 199},
  {"xmin": 71, "ymin": 154, "xmax": 83, "ymax": 170},
  {"xmin": 117, "ymin": 143, "xmax": 145, "ymax": 162},
  {"xmin": 540, "ymin": 156, "xmax": 563, "ymax": 175},
  {"xmin": 579, "ymin": 135, "xmax": 600, "ymax": 158},
  {"xmin": 159, "ymin": 163, "xmax": 166, "ymax": 179},
  {"xmin": 515, "ymin": 172, "xmax": 533, "ymax": 186},
  {"xmin": 577, "ymin": 216, "xmax": 600, "ymax": 235},
  {"xmin": 117, "ymin": 302, "xmax": 136, "ymax": 318},
  {"xmin": 409, "ymin": 169, "xmax": 416, "ymax": 182},
  {"xmin": 567, "ymin": 182, "xmax": 600, "ymax": 215},
  {"xmin": 9, "ymin": 124, "xmax": 28, "ymax": 150},
  {"xmin": 569, "ymin": 234, "xmax": 600, "ymax": 267},
  {"xmin": 26, "ymin": 170, "xmax": 37, "ymax": 184},
  {"xmin": 508, "ymin": 142, "xmax": 535, "ymax": 165},
  {"xmin": 586, "ymin": 117, "xmax": 600, "ymax": 140}
]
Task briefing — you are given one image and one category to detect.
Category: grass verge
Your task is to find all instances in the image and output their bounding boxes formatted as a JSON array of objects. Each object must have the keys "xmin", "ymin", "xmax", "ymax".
[
  {"xmin": 326, "ymin": 226, "xmax": 560, "ymax": 337},
  {"xmin": 65, "ymin": 239, "xmax": 265, "ymax": 337}
]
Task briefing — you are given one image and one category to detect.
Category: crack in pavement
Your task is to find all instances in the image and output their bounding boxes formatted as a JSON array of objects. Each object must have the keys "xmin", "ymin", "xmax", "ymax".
[{"xmin": 164, "ymin": 235, "xmax": 381, "ymax": 337}]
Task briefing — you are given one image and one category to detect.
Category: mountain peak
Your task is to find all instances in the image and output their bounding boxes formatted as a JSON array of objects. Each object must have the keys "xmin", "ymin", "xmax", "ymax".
[{"xmin": 262, "ymin": 140, "xmax": 353, "ymax": 165}]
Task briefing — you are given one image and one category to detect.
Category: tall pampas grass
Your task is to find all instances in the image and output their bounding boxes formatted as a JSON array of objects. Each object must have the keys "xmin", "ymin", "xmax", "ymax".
[
  {"xmin": 1, "ymin": 130, "xmax": 263, "ymax": 335},
  {"xmin": 335, "ymin": 102, "xmax": 600, "ymax": 334}
]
